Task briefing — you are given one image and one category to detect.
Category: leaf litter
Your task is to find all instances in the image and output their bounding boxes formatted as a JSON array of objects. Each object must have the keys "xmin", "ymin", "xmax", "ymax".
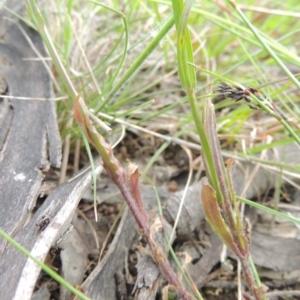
[{"xmin": 6, "ymin": 2, "xmax": 299, "ymax": 299}]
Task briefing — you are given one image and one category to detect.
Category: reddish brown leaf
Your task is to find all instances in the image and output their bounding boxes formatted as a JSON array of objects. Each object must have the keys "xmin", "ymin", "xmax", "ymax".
[
  {"xmin": 126, "ymin": 163, "xmax": 148, "ymax": 223},
  {"xmin": 201, "ymin": 177, "xmax": 238, "ymax": 252}
]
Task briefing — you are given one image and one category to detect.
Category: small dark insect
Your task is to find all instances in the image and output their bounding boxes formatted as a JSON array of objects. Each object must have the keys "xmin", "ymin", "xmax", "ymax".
[
  {"xmin": 213, "ymin": 82, "xmax": 264, "ymax": 109},
  {"xmin": 36, "ymin": 216, "xmax": 50, "ymax": 233}
]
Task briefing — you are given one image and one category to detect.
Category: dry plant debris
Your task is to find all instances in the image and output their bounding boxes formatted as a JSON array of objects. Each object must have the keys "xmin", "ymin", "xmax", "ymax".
[{"xmin": 1, "ymin": 1, "xmax": 300, "ymax": 300}]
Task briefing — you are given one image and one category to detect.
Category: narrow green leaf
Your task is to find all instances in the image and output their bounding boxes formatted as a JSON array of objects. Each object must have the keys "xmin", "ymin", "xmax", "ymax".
[
  {"xmin": 173, "ymin": 0, "xmax": 196, "ymax": 90},
  {"xmin": 0, "ymin": 228, "xmax": 91, "ymax": 300}
]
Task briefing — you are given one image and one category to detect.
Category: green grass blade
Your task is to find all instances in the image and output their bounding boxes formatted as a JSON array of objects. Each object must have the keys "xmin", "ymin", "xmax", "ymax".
[{"xmin": 0, "ymin": 229, "xmax": 91, "ymax": 300}]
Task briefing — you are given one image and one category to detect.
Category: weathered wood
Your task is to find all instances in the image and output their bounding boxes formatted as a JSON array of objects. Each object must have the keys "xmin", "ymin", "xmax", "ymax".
[
  {"xmin": 250, "ymin": 230, "xmax": 300, "ymax": 272},
  {"xmin": 0, "ymin": 161, "xmax": 103, "ymax": 300},
  {"xmin": 0, "ymin": 3, "xmax": 61, "ymax": 254},
  {"xmin": 79, "ymin": 186, "xmax": 170, "ymax": 300},
  {"xmin": 80, "ymin": 205, "xmax": 137, "ymax": 300}
]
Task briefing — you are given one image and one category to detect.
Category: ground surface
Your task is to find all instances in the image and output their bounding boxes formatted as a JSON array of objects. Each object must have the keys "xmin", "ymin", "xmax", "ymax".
[{"xmin": 0, "ymin": 2, "xmax": 300, "ymax": 300}]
